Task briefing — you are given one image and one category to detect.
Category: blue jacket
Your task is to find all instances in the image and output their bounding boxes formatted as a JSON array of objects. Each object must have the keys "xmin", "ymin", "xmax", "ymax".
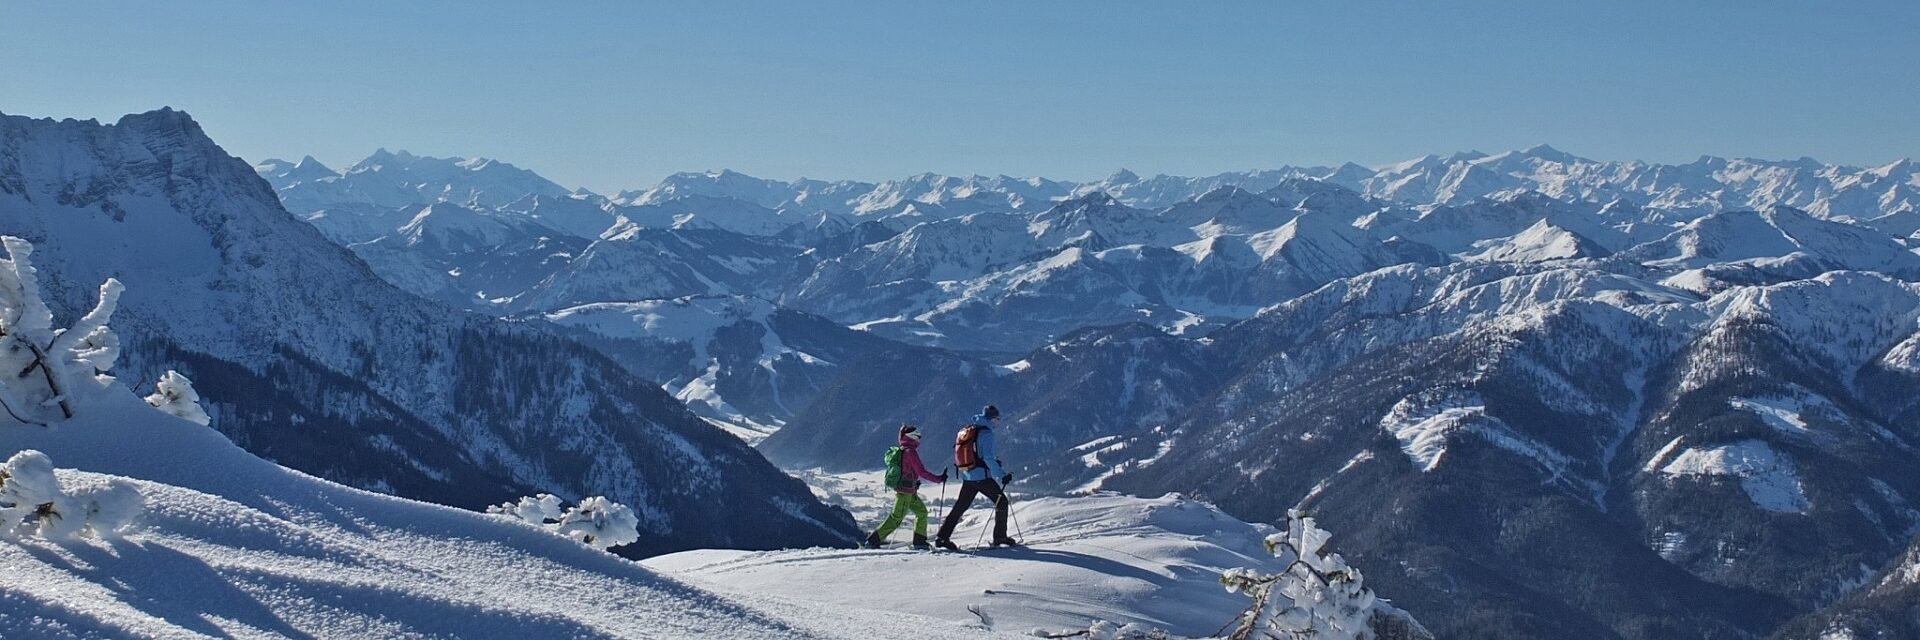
[{"xmin": 959, "ymin": 414, "xmax": 1007, "ymax": 483}]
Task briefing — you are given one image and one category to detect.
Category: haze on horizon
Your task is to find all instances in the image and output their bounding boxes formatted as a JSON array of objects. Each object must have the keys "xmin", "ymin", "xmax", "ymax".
[{"xmin": 2, "ymin": 1, "xmax": 1916, "ymax": 192}]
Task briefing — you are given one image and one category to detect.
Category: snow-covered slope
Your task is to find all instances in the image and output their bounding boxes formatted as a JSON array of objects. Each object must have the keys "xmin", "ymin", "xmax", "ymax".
[
  {"xmin": 647, "ymin": 493, "xmax": 1288, "ymax": 637},
  {"xmin": 1623, "ymin": 206, "xmax": 1920, "ymax": 276},
  {"xmin": 612, "ymin": 194, "xmax": 818, "ymax": 237},
  {"xmin": 1465, "ymin": 219, "xmax": 1611, "ymax": 263},
  {"xmin": 0, "ymin": 392, "xmax": 1000, "ymax": 639},
  {"xmin": 514, "ymin": 227, "xmax": 802, "ymax": 312}
]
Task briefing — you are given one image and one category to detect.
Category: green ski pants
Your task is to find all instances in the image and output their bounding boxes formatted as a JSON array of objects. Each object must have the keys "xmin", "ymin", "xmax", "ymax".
[{"xmin": 872, "ymin": 491, "xmax": 929, "ymax": 541}]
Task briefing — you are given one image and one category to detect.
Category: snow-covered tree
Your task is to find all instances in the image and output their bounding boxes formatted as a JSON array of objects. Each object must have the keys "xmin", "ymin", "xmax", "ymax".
[
  {"xmin": 1219, "ymin": 510, "xmax": 1384, "ymax": 640},
  {"xmin": 554, "ymin": 496, "xmax": 641, "ymax": 550},
  {"xmin": 488, "ymin": 493, "xmax": 565, "ymax": 524},
  {"xmin": 144, "ymin": 370, "xmax": 212, "ymax": 426},
  {"xmin": 489, "ymin": 493, "xmax": 640, "ymax": 550},
  {"xmin": 0, "ymin": 236, "xmax": 124, "ymax": 424},
  {"xmin": 0, "ymin": 449, "xmax": 142, "ymax": 541},
  {"xmin": 1032, "ymin": 621, "xmax": 1168, "ymax": 639}
]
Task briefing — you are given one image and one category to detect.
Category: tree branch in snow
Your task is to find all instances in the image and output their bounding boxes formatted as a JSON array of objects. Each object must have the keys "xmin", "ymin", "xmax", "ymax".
[
  {"xmin": 0, "ymin": 237, "xmax": 127, "ymax": 423},
  {"xmin": 488, "ymin": 493, "xmax": 641, "ymax": 550},
  {"xmin": 1031, "ymin": 621, "xmax": 1168, "ymax": 639},
  {"xmin": 0, "ymin": 449, "xmax": 143, "ymax": 541},
  {"xmin": 145, "ymin": 370, "xmax": 211, "ymax": 426},
  {"xmin": 1215, "ymin": 510, "xmax": 1413, "ymax": 640}
]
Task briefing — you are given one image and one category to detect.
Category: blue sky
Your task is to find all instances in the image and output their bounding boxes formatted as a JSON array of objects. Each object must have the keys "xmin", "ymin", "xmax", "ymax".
[{"xmin": 2, "ymin": 1, "xmax": 1914, "ymax": 192}]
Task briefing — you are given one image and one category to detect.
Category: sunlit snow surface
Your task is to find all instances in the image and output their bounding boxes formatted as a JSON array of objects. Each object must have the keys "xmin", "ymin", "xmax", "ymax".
[
  {"xmin": 648, "ymin": 493, "xmax": 1289, "ymax": 637},
  {"xmin": 0, "ymin": 391, "xmax": 1008, "ymax": 639},
  {"xmin": 1659, "ymin": 439, "xmax": 1811, "ymax": 514}
]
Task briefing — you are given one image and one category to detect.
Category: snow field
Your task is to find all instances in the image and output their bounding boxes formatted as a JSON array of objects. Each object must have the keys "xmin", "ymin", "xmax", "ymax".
[
  {"xmin": 647, "ymin": 493, "xmax": 1291, "ymax": 637},
  {"xmin": 0, "ymin": 392, "xmax": 1007, "ymax": 639}
]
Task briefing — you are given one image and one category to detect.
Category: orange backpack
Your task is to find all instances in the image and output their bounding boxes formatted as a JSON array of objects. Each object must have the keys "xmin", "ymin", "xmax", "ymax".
[{"xmin": 954, "ymin": 425, "xmax": 984, "ymax": 470}]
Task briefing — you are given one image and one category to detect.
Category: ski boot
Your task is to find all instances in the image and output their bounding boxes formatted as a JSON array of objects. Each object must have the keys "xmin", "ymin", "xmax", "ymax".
[
  {"xmin": 933, "ymin": 537, "xmax": 960, "ymax": 551},
  {"xmin": 911, "ymin": 534, "xmax": 932, "ymax": 551},
  {"xmin": 862, "ymin": 533, "xmax": 883, "ymax": 549},
  {"xmin": 991, "ymin": 536, "xmax": 1021, "ymax": 548}
]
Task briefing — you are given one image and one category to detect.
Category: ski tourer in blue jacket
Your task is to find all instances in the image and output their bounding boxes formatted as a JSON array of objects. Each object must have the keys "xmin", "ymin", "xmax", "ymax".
[{"xmin": 935, "ymin": 404, "xmax": 1017, "ymax": 549}]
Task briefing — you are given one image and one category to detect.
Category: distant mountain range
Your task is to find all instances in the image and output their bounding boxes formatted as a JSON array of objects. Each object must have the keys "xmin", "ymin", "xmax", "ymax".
[{"xmin": 240, "ymin": 139, "xmax": 1920, "ymax": 637}]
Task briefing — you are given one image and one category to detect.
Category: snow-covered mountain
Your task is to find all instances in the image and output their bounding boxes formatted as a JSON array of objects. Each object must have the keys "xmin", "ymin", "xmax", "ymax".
[
  {"xmin": 261, "ymin": 144, "xmax": 1920, "ymax": 354},
  {"xmin": 769, "ymin": 259, "xmax": 1920, "ymax": 636},
  {"xmin": 513, "ymin": 227, "xmax": 803, "ymax": 312},
  {"xmin": 265, "ymin": 148, "xmax": 574, "ymax": 213},
  {"xmin": 541, "ymin": 295, "xmax": 915, "ymax": 442},
  {"xmin": 608, "ymin": 147, "xmax": 1916, "ymax": 224},
  {"xmin": 243, "ymin": 133, "xmax": 1920, "ymax": 637},
  {"xmin": 0, "ymin": 109, "xmax": 857, "ymax": 553},
  {"xmin": 1355, "ymin": 145, "xmax": 1920, "ymax": 219}
]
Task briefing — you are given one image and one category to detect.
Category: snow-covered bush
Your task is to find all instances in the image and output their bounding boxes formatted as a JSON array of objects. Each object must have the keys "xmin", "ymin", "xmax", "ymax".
[
  {"xmin": 490, "ymin": 492, "xmax": 565, "ymax": 524},
  {"xmin": 144, "ymin": 370, "xmax": 211, "ymax": 426},
  {"xmin": 489, "ymin": 493, "xmax": 641, "ymax": 550},
  {"xmin": 1218, "ymin": 510, "xmax": 1381, "ymax": 640},
  {"xmin": 1032, "ymin": 620, "xmax": 1168, "ymax": 639},
  {"xmin": 0, "ymin": 449, "xmax": 142, "ymax": 540},
  {"xmin": 0, "ymin": 236, "xmax": 124, "ymax": 424},
  {"xmin": 555, "ymin": 496, "xmax": 641, "ymax": 549}
]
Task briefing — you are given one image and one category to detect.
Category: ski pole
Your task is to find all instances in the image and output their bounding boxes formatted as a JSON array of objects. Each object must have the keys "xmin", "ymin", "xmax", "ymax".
[
  {"xmin": 1007, "ymin": 495, "xmax": 1025, "ymax": 542},
  {"xmin": 993, "ymin": 481, "xmax": 1025, "ymax": 542},
  {"xmin": 975, "ymin": 484, "xmax": 995, "ymax": 548},
  {"xmin": 938, "ymin": 467, "xmax": 949, "ymax": 529}
]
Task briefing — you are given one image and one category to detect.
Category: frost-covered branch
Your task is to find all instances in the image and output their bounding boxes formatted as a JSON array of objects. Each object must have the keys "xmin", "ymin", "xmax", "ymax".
[
  {"xmin": 145, "ymin": 370, "xmax": 211, "ymax": 426},
  {"xmin": 1217, "ymin": 510, "xmax": 1396, "ymax": 640},
  {"xmin": 488, "ymin": 493, "xmax": 641, "ymax": 550},
  {"xmin": 0, "ymin": 449, "xmax": 142, "ymax": 540},
  {"xmin": 0, "ymin": 237, "xmax": 127, "ymax": 423},
  {"xmin": 1032, "ymin": 621, "xmax": 1168, "ymax": 639}
]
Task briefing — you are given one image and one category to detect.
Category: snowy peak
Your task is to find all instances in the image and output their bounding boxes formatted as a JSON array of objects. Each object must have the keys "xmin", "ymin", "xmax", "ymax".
[
  {"xmin": 1630, "ymin": 206, "xmax": 1920, "ymax": 275},
  {"xmin": 498, "ymin": 193, "xmax": 619, "ymax": 239},
  {"xmin": 608, "ymin": 193, "xmax": 795, "ymax": 237},
  {"xmin": 1466, "ymin": 219, "xmax": 1610, "ymax": 263},
  {"xmin": 288, "ymin": 154, "xmax": 336, "ymax": 179},
  {"xmin": 1515, "ymin": 143, "xmax": 1582, "ymax": 164},
  {"xmin": 254, "ymin": 155, "xmax": 337, "ymax": 183},
  {"xmin": 1319, "ymin": 162, "xmax": 1377, "ymax": 189},
  {"xmin": 541, "ymin": 294, "xmax": 902, "ymax": 441},
  {"xmin": 1026, "ymin": 192, "xmax": 1157, "ymax": 246},
  {"xmin": 394, "ymin": 202, "xmax": 537, "ymax": 255},
  {"xmin": 626, "ymin": 169, "xmax": 808, "ymax": 209},
  {"xmin": 1246, "ymin": 210, "xmax": 1400, "ymax": 283},
  {"xmin": 1172, "ymin": 233, "xmax": 1262, "ymax": 268},
  {"xmin": 269, "ymin": 148, "xmax": 572, "ymax": 214},
  {"xmin": 1172, "ymin": 186, "xmax": 1295, "ymax": 236}
]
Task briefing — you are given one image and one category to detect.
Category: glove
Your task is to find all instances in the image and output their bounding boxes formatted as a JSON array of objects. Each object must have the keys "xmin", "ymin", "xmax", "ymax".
[{"xmin": 1001, "ymin": 473, "xmax": 1014, "ymax": 486}]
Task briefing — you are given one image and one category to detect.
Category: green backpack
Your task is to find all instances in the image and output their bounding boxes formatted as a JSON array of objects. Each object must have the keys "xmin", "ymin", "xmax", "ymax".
[{"xmin": 882, "ymin": 446, "xmax": 904, "ymax": 490}]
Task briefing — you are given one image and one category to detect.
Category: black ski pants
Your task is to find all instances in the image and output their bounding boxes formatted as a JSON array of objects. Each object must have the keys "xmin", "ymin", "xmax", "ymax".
[{"xmin": 935, "ymin": 478, "xmax": 1009, "ymax": 541}]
